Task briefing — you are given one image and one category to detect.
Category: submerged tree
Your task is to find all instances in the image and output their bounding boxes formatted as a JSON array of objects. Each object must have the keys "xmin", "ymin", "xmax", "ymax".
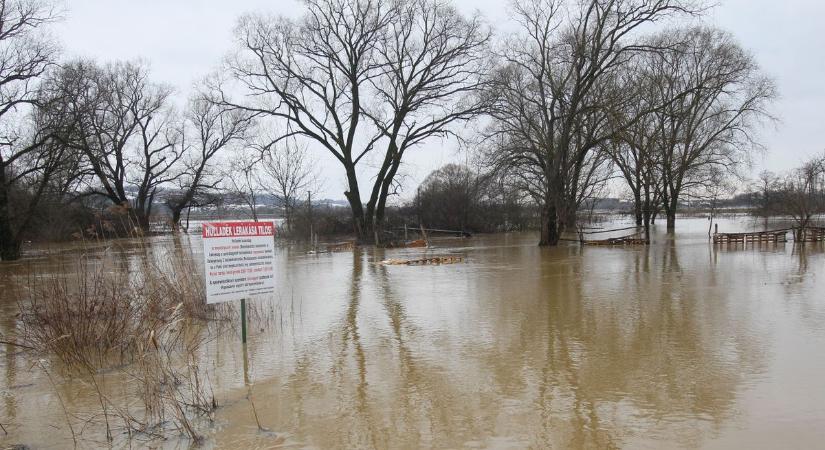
[
  {"xmin": 485, "ymin": 0, "xmax": 698, "ymax": 245},
  {"xmin": 649, "ymin": 26, "xmax": 775, "ymax": 230},
  {"xmin": 165, "ymin": 90, "xmax": 252, "ymax": 230},
  {"xmin": 219, "ymin": 0, "xmax": 490, "ymax": 243},
  {"xmin": 0, "ymin": 0, "xmax": 62, "ymax": 260},
  {"xmin": 257, "ymin": 138, "xmax": 316, "ymax": 234},
  {"xmin": 606, "ymin": 62, "xmax": 664, "ymax": 240},
  {"xmin": 751, "ymin": 170, "xmax": 780, "ymax": 219},
  {"xmin": 54, "ymin": 60, "xmax": 183, "ymax": 230},
  {"xmin": 773, "ymin": 153, "xmax": 825, "ymax": 238}
]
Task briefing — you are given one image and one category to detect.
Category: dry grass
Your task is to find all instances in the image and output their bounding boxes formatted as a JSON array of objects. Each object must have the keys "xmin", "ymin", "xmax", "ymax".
[
  {"xmin": 18, "ymin": 256, "xmax": 218, "ymax": 369},
  {"xmin": 11, "ymin": 229, "xmax": 294, "ymax": 446},
  {"xmin": 15, "ymin": 238, "xmax": 229, "ymax": 445}
]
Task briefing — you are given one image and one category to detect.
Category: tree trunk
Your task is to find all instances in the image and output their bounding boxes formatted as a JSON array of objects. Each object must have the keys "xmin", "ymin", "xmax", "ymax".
[
  {"xmin": 0, "ymin": 182, "xmax": 21, "ymax": 261},
  {"xmin": 634, "ymin": 190, "xmax": 643, "ymax": 225},
  {"xmin": 284, "ymin": 206, "xmax": 291, "ymax": 236},
  {"xmin": 131, "ymin": 208, "xmax": 151, "ymax": 234},
  {"xmin": 642, "ymin": 190, "xmax": 652, "ymax": 243},
  {"xmin": 184, "ymin": 206, "xmax": 191, "ymax": 232},
  {"xmin": 666, "ymin": 211, "xmax": 676, "ymax": 230},
  {"xmin": 562, "ymin": 208, "xmax": 577, "ymax": 232},
  {"xmin": 643, "ymin": 212, "xmax": 651, "ymax": 242},
  {"xmin": 0, "ymin": 231, "xmax": 21, "ymax": 261},
  {"xmin": 171, "ymin": 207, "xmax": 183, "ymax": 232},
  {"xmin": 343, "ymin": 163, "xmax": 369, "ymax": 241},
  {"xmin": 665, "ymin": 194, "xmax": 678, "ymax": 231},
  {"xmin": 539, "ymin": 201, "xmax": 559, "ymax": 246}
]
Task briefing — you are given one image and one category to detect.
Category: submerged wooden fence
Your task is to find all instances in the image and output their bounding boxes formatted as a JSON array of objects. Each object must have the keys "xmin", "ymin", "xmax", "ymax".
[
  {"xmin": 713, "ymin": 226, "xmax": 825, "ymax": 244},
  {"xmin": 712, "ymin": 229, "xmax": 788, "ymax": 244},
  {"xmin": 793, "ymin": 226, "xmax": 825, "ymax": 242},
  {"xmin": 575, "ymin": 226, "xmax": 649, "ymax": 246}
]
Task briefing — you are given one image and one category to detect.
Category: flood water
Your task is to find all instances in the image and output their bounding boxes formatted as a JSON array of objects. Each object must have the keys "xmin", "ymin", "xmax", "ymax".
[{"xmin": 2, "ymin": 216, "xmax": 825, "ymax": 449}]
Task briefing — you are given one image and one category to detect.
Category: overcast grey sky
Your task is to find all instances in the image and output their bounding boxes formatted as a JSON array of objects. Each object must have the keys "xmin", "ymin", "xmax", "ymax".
[{"xmin": 54, "ymin": 0, "xmax": 825, "ymax": 200}]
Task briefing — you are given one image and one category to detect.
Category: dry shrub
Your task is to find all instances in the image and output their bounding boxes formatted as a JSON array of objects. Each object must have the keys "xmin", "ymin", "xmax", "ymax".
[
  {"xmin": 20, "ymin": 265, "xmax": 139, "ymax": 368},
  {"xmin": 17, "ymin": 244, "xmax": 224, "ymax": 444},
  {"xmin": 114, "ymin": 305, "xmax": 216, "ymax": 444}
]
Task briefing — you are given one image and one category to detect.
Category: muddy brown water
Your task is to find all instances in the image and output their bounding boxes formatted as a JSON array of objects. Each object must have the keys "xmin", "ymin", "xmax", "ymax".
[{"xmin": 2, "ymin": 216, "xmax": 825, "ymax": 449}]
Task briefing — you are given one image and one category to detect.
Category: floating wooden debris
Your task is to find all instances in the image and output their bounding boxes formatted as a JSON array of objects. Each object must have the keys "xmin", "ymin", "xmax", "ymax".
[
  {"xmin": 381, "ymin": 255, "xmax": 464, "ymax": 266},
  {"xmin": 383, "ymin": 239, "xmax": 428, "ymax": 249},
  {"xmin": 326, "ymin": 241, "xmax": 356, "ymax": 252},
  {"xmin": 713, "ymin": 230, "xmax": 788, "ymax": 244},
  {"xmin": 582, "ymin": 232, "xmax": 648, "ymax": 246}
]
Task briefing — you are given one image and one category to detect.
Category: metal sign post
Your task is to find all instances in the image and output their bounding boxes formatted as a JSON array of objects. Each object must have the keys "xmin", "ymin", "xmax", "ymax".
[
  {"xmin": 202, "ymin": 221, "xmax": 277, "ymax": 345},
  {"xmin": 241, "ymin": 298, "xmax": 248, "ymax": 344}
]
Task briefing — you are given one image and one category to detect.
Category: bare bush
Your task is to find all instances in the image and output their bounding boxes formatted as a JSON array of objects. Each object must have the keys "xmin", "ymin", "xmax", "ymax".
[{"xmin": 16, "ymin": 241, "xmax": 225, "ymax": 444}]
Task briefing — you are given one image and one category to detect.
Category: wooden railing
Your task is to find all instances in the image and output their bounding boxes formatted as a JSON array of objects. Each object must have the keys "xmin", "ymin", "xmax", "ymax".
[{"xmin": 713, "ymin": 226, "xmax": 825, "ymax": 244}]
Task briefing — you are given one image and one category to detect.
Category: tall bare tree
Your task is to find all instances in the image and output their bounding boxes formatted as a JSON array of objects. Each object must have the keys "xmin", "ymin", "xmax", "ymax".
[
  {"xmin": 774, "ymin": 153, "xmax": 825, "ymax": 238},
  {"xmin": 485, "ymin": 0, "xmax": 697, "ymax": 245},
  {"xmin": 607, "ymin": 62, "xmax": 665, "ymax": 240},
  {"xmin": 360, "ymin": 0, "xmax": 491, "ymax": 240},
  {"xmin": 219, "ymin": 0, "xmax": 490, "ymax": 243},
  {"xmin": 257, "ymin": 138, "xmax": 316, "ymax": 234},
  {"xmin": 165, "ymin": 91, "xmax": 252, "ymax": 230},
  {"xmin": 222, "ymin": 146, "xmax": 263, "ymax": 221},
  {"xmin": 0, "ymin": 0, "xmax": 61, "ymax": 260},
  {"xmin": 649, "ymin": 26, "xmax": 775, "ymax": 230},
  {"xmin": 56, "ymin": 60, "xmax": 182, "ymax": 230}
]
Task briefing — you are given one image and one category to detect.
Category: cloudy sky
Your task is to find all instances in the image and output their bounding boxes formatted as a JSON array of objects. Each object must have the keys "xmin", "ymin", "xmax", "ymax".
[{"xmin": 54, "ymin": 0, "xmax": 825, "ymax": 200}]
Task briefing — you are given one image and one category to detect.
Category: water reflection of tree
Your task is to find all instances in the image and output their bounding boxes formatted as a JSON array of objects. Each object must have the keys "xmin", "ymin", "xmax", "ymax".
[
  {"xmin": 329, "ymin": 247, "xmax": 384, "ymax": 448},
  {"xmin": 211, "ymin": 237, "xmax": 774, "ymax": 449},
  {"xmin": 784, "ymin": 245, "xmax": 825, "ymax": 331},
  {"xmin": 266, "ymin": 246, "xmax": 515, "ymax": 448},
  {"xmin": 370, "ymin": 258, "xmax": 491, "ymax": 448},
  {"xmin": 463, "ymin": 243, "xmax": 767, "ymax": 448},
  {"xmin": 790, "ymin": 243, "xmax": 825, "ymax": 280}
]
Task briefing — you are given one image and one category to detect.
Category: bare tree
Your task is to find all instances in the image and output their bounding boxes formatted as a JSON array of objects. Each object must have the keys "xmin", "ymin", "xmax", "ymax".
[
  {"xmin": 165, "ymin": 90, "xmax": 252, "ymax": 230},
  {"xmin": 751, "ymin": 169, "xmax": 779, "ymax": 220},
  {"xmin": 485, "ymin": 0, "xmax": 697, "ymax": 245},
  {"xmin": 695, "ymin": 166, "xmax": 735, "ymax": 237},
  {"xmin": 219, "ymin": 0, "xmax": 490, "ymax": 243},
  {"xmin": 219, "ymin": 0, "xmax": 392, "ymax": 239},
  {"xmin": 650, "ymin": 26, "xmax": 775, "ymax": 230},
  {"xmin": 56, "ymin": 60, "xmax": 183, "ymax": 230},
  {"xmin": 360, "ymin": 0, "xmax": 491, "ymax": 240},
  {"xmin": 257, "ymin": 138, "xmax": 316, "ymax": 234},
  {"xmin": 223, "ymin": 146, "xmax": 263, "ymax": 221},
  {"xmin": 606, "ymin": 62, "xmax": 666, "ymax": 240},
  {"xmin": 773, "ymin": 153, "xmax": 825, "ymax": 238},
  {"xmin": 0, "ymin": 0, "xmax": 61, "ymax": 260}
]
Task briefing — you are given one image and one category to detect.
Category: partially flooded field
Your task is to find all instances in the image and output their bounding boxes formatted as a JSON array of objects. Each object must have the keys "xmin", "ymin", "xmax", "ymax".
[{"xmin": 2, "ymin": 216, "xmax": 825, "ymax": 449}]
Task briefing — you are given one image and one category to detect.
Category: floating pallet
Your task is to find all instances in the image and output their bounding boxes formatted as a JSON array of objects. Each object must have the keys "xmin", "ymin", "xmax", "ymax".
[
  {"xmin": 381, "ymin": 255, "xmax": 464, "ymax": 266},
  {"xmin": 383, "ymin": 239, "xmax": 428, "ymax": 249},
  {"xmin": 582, "ymin": 232, "xmax": 648, "ymax": 246},
  {"xmin": 326, "ymin": 241, "xmax": 356, "ymax": 252},
  {"xmin": 713, "ymin": 230, "xmax": 788, "ymax": 244}
]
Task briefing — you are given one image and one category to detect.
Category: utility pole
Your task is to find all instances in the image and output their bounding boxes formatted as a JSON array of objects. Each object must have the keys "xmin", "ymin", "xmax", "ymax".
[{"xmin": 307, "ymin": 190, "xmax": 313, "ymax": 244}]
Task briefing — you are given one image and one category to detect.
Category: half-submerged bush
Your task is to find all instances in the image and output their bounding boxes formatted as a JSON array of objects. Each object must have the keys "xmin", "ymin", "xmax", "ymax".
[
  {"xmin": 19, "ymin": 252, "xmax": 213, "ymax": 369},
  {"xmin": 16, "ymin": 247, "xmax": 222, "ymax": 444}
]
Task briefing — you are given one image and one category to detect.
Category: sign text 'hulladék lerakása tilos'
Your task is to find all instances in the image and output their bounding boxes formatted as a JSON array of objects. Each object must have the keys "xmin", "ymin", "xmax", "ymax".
[{"xmin": 202, "ymin": 221, "xmax": 276, "ymax": 304}]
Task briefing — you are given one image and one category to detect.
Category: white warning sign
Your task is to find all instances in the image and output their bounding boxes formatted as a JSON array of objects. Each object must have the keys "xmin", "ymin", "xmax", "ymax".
[{"xmin": 202, "ymin": 221, "xmax": 277, "ymax": 304}]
